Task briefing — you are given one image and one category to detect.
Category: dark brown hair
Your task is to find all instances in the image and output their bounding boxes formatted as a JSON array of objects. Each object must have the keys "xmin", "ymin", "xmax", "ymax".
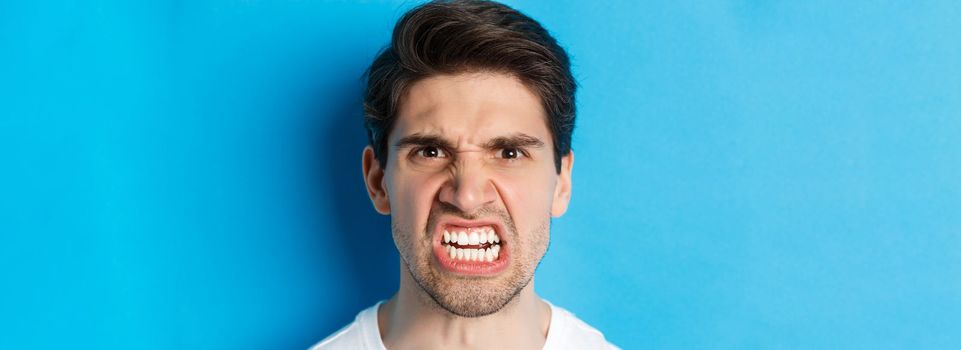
[{"xmin": 363, "ymin": 0, "xmax": 576, "ymax": 173}]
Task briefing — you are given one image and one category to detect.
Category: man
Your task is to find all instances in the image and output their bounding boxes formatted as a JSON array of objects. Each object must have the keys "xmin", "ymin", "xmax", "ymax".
[{"xmin": 312, "ymin": 1, "xmax": 618, "ymax": 349}]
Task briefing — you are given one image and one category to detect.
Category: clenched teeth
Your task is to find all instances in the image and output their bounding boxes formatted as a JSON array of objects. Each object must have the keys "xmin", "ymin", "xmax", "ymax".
[
  {"xmin": 443, "ymin": 226, "xmax": 500, "ymax": 246},
  {"xmin": 442, "ymin": 226, "xmax": 502, "ymax": 262},
  {"xmin": 445, "ymin": 245, "xmax": 500, "ymax": 262}
]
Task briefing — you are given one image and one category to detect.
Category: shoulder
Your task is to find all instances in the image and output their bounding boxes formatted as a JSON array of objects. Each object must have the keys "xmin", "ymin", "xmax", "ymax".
[
  {"xmin": 308, "ymin": 321, "xmax": 363, "ymax": 350},
  {"xmin": 545, "ymin": 303, "xmax": 621, "ymax": 350},
  {"xmin": 308, "ymin": 303, "xmax": 384, "ymax": 350}
]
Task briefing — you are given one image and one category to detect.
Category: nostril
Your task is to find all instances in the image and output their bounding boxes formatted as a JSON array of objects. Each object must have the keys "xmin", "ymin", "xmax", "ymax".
[{"xmin": 441, "ymin": 176, "xmax": 497, "ymax": 212}]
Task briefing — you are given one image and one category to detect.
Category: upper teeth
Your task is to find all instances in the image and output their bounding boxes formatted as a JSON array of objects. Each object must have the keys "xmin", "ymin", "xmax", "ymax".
[
  {"xmin": 442, "ymin": 226, "xmax": 502, "ymax": 262},
  {"xmin": 443, "ymin": 227, "xmax": 499, "ymax": 245}
]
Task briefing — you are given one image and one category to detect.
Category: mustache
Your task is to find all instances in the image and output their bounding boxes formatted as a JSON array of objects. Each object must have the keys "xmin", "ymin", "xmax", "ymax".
[{"xmin": 426, "ymin": 202, "xmax": 516, "ymax": 235}]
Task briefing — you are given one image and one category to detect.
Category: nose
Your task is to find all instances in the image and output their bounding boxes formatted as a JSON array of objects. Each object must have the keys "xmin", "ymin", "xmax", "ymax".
[{"xmin": 438, "ymin": 158, "xmax": 496, "ymax": 214}]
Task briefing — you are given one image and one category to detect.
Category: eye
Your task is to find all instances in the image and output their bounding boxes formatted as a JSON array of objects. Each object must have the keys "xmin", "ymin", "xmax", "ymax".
[
  {"xmin": 415, "ymin": 146, "xmax": 447, "ymax": 159},
  {"xmin": 499, "ymin": 148, "xmax": 525, "ymax": 160}
]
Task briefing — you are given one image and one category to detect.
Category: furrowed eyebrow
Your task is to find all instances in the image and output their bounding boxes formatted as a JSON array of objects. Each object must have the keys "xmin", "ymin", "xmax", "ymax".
[
  {"xmin": 483, "ymin": 133, "xmax": 545, "ymax": 150},
  {"xmin": 394, "ymin": 133, "xmax": 455, "ymax": 150},
  {"xmin": 393, "ymin": 132, "xmax": 545, "ymax": 151}
]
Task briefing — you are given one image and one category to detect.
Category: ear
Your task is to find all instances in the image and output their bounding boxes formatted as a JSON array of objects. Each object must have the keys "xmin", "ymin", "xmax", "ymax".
[
  {"xmin": 550, "ymin": 151, "xmax": 574, "ymax": 217},
  {"xmin": 362, "ymin": 146, "xmax": 391, "ymax": 215}
]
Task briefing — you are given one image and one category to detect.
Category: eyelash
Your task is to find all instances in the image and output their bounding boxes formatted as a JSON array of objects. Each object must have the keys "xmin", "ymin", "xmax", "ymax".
[
  {"xmin": 497, "ymin": 148, "xmax": 528, "ymax": 160},
  {"xmin": 409, "ymin": 146, "xmax": 529, "ymax": 161},
  {"xmin": 412, "ymin": 146, "xmax": 449, "ymax": 159}
]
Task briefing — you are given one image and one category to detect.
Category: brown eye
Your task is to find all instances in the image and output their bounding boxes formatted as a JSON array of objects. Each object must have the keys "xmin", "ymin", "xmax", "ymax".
[
  {"xmin": 417, "ymin": 146, "xmax": 446, "ymax": 158},
  {"xmin": 501, "ymin": 148, "xmax": 520, "ymax": 159}
]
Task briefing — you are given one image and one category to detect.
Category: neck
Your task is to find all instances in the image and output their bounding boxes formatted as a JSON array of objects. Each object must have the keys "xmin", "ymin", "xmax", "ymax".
[{"xmin": 378, "ymin": 262, "xmax": 551, "ymax": 350}]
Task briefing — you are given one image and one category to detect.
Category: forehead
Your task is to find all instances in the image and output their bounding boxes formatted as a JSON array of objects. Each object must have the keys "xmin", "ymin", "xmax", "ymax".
[{"xmin": 391, "ymin": 72, "xmax": 550, "ymax": 144}]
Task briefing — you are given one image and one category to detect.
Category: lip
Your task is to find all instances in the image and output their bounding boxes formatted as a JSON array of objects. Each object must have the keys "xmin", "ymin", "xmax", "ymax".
[{"xmin": 431, "ymin": 218, "xmax": 509, "ymax": 276}]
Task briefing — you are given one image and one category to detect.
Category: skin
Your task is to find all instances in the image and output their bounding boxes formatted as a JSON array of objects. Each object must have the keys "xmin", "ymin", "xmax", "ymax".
[{"xmin": 362, "ymin": 72, "xmax": 574, "ymax": 349}]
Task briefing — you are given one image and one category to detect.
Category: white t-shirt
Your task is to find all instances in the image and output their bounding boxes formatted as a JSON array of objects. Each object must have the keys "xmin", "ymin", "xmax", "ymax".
[{"xmin": 310, "ymin": 300, "xmax": 619, "ymax": 350}]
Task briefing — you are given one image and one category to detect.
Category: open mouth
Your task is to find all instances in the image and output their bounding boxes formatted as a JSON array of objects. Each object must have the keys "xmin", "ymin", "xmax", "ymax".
[{"xmin": 441, "ymin": 225, "xmax": 502, "ymax": 262}]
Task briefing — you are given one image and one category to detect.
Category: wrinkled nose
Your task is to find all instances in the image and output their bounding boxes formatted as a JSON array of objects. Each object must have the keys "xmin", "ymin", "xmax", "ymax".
[{"xmin": 438, "ymin": 160, "xmax": 496, "ymax": 214}]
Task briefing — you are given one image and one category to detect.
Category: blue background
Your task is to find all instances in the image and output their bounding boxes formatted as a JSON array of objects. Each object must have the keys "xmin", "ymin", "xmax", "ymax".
[{"xmin": 2, "ymin": 1, "xmax": 960, "ymax": 349}]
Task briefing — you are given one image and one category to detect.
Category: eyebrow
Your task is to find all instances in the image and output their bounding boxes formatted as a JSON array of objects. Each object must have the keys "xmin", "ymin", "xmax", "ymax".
[
  {"xmin": 394, "ymin": 132, "xmax": 545, "ymax": 151},
  {"xmin": 394, "ymin": 133, "xmax": 456, "ymax": 150},
  {"xmin": 483, "ymin": 133, "xmax": 545, "ymax": 150}
]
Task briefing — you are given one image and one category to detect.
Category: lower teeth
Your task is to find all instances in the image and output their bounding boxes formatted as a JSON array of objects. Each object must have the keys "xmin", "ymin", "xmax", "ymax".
[{"xmin": 445, "ymin": 244, "xmax": 500, "ymax": 262}]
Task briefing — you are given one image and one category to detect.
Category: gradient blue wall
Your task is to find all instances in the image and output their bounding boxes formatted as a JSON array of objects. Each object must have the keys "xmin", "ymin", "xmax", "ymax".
[{"xmin": 2, "ymin": 1, "xmax": 960, "ymax": 349}]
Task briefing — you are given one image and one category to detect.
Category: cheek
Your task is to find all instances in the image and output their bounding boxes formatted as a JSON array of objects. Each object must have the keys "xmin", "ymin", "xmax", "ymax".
[
  {"xmin": 388, "ymin": 169, "xmax": 447, "ymax": 231},
  {"xmin": 492, "ymin": 168, "xmax": 557, "ymax": 231}
]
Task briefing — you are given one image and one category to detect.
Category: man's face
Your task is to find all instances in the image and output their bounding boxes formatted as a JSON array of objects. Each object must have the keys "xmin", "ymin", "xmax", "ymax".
[{"xmin": 365, "ymin": 72, "xmax": 573, "ymax": 317}]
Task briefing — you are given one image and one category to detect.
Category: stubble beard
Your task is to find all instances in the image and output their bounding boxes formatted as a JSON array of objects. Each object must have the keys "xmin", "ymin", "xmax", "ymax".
[{"xmin": 392, "ymin": 204, "xmax": 550, "ymax": 318}]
